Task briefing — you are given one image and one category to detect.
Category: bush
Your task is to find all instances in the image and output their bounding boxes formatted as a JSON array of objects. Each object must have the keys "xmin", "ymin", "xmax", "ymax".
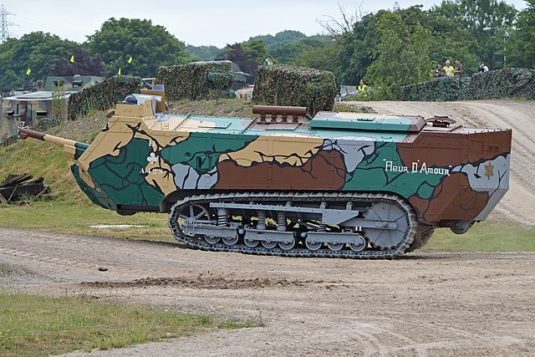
[
  {"xmin": 156, "ymin": 62, "xmax": 234, "ymax": 101},
  {"xmin": 400, "ymin": 68, "xmax": 535, "ymax": 101},
  {"xmin": 67, "ymin": 76, "xmax": 143, "ymax": 120},
  {"xmin": 252, "ymin": 64, "xmax": 338, "ymax": 116}
]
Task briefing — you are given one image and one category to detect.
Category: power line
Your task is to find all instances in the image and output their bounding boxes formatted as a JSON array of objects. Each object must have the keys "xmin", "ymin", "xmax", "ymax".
[{"xmin": 0, "ymin": 4, "xmax": 16, "ymax": 43}]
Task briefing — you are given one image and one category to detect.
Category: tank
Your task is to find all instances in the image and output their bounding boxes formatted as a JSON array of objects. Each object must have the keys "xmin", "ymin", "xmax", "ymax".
[{"xmin": 19, "ymin": 89, "xmax": 512, "ymax": 258}]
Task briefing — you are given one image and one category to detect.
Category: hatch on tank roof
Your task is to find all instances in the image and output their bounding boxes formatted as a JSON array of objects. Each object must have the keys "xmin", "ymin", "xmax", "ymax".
[{"xmin": 310, "ymin": 112, "xmax": 426, "ymax": 133}]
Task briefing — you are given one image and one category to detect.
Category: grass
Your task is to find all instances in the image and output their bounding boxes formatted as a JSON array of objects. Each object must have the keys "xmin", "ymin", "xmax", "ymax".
[
  {"xmin": 0, "ymin": 201, "xmax": 172, "ymax": 242},
  {"xmin": 425, "ymin": 220, "xmax": 535, "ymax": 252},
  {"xmin": 170, "ymin": 98, "xmax": 253, "ymax": 117},
  {"xmin": 0, "ymin": 293, "xmax": 256, "ymax": 357},
  {"xmin": 0, "ymin": 201, "xmax": 533, "ymax": 251}
]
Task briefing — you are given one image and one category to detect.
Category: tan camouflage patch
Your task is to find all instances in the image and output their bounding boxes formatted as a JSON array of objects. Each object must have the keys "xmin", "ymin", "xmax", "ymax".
[
  {"xmin": 219, "ymin": 136, "xmax": 323, "ymax": 167},
  {"xmin": 78, "ymin": 118, "xmax": 136, "ymax": 172},
  {"xmin": 143, "ymin": 158, "xmax": 176, "ymax": 196},
  {"xmin": 78, "ymin": 116, "xmax": 191, "ymax": 171},
  {"xmin": 180, "ymin": 118, "xmax": 217, "ymax": 131}
]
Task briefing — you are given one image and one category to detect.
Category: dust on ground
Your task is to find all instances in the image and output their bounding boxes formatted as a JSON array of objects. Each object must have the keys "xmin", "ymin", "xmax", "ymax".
[
  {"xmin": 1, "ymin": 228, "xmax": 534, "ymax": 357},
  {"xmin": 81, "ymin": 275, "xmax": 317, "ymax": 289}
]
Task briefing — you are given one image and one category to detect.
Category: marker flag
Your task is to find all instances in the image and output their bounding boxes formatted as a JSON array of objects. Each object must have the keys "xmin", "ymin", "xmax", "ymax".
[
  {"xmin": 128, "ymin": 56, "xmax": 133, "ymax": 64},
  {"xmin": 70, "ymin": 55, "xmax": 75, "ymax": 63},
  {"xmin": 26, "ymin": 68, "xmax": 31, "ymax": 76}
]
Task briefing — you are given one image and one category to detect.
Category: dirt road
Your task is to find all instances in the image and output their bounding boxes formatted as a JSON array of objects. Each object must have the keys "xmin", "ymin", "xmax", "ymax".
[
  {"xmin": 1, "ymin": 228, "xmax": 534, "ymax": 356},
  {"xmin": 346, "ymin": 100, "xmax": 535, "ymax": 226}
]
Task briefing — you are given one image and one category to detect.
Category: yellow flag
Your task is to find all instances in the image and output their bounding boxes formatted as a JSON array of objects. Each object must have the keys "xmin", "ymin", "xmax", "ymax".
[
  {"xmin": 128, "ymin": 56, "xmax": 133, "ymax": 64},
  {"xmin": 70, "ymin": 55, "xmax": 75, "ymax": 63},
  {"xmin": 26, "ymin": 68, "xmax": 31, "ymax": 76},
  {"xmin": 118, "ymin": 67, "xmax": 122, "ymax": 76}
]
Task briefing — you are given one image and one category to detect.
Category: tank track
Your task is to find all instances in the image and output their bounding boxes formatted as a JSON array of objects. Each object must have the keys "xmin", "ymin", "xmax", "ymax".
[{"xmin": 168, "ymin": 192, "xmax": 418, "ymax": 259}]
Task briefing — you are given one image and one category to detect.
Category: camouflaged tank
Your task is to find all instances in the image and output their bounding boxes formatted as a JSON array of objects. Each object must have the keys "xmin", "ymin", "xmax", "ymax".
[{"xmin": 20, "ymin": 88, "xmax": 512, "ymax": 258}]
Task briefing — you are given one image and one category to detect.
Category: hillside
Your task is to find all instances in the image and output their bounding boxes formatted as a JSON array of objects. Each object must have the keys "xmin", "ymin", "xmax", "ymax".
[{"xmin": 348, "ymin": 99, "xmax": 535, "ymax": 226}]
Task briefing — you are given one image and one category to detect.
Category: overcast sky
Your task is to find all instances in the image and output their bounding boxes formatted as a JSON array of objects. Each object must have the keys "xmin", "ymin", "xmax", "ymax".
[{"xmin": 1, "ymin": 0, "xmax": 527, "ymax": 47}]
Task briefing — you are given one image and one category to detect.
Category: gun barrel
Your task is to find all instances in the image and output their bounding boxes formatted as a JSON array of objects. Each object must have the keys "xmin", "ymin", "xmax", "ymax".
[{"xmin": 18, "ymin": 128, "xmax": 88, "ymax": 160}]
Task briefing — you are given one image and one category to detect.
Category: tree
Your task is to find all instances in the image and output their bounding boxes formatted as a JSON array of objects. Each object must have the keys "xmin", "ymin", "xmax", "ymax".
[
  {"xmin": 248, "ymin": 30, "xmax": 307, "ymax": 52},
  {"xmin": 508, "ymin": 0, "xmax": 535, "ymax": 68},
  {"xmin": 217, "ymin": 40, "xmax": 268, "ymax": 82},
  {"xmin": 217, "ymin": 43, "xmax": 257, "ymax": 82},
  {"xmin": 86, "ymin": 18, "xmax": 193, "ymax": 77},
  {"xmin": 0, "ymin": 32, "xmax": 79, "ymax": 91},
  {"xmin": 365, "ymin": 11, "xmax": 432, "ymax": 99},
  {"xmin": 292, "ymin": 36, "xmax": 337, "ymax": 72},
  {"xmin": 334, "ymin": 12, "xmax": 380, "ymax": 84},
  {"xmin": 186, "ymin": 45, "xmax": 222, "ymax": 61},
  {"xmin": 430, "ymin": 0, "xmax": 517, "ymax": 69},
  {"xmin": 51, "ymin": 47, "xmax": 106, "ymax": 76},
  {"xmin": 242, "ymin": 40, "xmax": 269, "ymax": 64},
  {"xmin": 294, "ymin": 43, "xmax": 337, "ymax": 73}
]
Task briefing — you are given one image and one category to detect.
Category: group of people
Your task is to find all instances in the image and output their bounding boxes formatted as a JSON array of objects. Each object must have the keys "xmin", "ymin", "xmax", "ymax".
[
  {"xmin": 434, "ymin": 59, "xmax": 491, "ymax": 79},
  {"xmin": 434, "ymin": 59, "xmax": 463, "ymax": 79}
]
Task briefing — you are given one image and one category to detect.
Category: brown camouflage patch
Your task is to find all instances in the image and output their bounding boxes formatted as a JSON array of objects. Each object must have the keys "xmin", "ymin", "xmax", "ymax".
[
  {"xmin": 410, "ymin": 174, "xmax": 489, "ymax": 224},
  {"xmin": 215, "ymin": 150, "xmax": 346, "ymax": 190},
  {"xmin": 398, "ymin": 130, "xmax": 512, "ymax": 168}
]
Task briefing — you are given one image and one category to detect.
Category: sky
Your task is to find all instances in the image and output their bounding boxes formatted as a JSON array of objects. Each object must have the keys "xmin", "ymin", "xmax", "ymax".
[{"xmin": 1, "ymin": 0, "xmax": 528, "ymax": 47}]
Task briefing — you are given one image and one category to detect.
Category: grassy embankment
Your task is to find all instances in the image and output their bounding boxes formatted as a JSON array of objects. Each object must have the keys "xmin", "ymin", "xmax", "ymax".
[
  {"xmin": 0, "ymin": 99, "xmax": 533, "ymax": 251},
  {"xmin": 0, "ymin": 293, "xmax": 256, "ymax": 357}
]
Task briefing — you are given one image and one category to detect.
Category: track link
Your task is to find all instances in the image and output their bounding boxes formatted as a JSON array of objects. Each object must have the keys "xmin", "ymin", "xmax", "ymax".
[{"xmin": 168, "ymin": 192, "xmax": 418, "ymax": 259}]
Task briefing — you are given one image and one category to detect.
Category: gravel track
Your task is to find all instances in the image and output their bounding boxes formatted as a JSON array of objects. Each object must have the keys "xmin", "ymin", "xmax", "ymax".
[{"xmin": 1, "ymin": 228, "xmax": 534, "ymax": 356}]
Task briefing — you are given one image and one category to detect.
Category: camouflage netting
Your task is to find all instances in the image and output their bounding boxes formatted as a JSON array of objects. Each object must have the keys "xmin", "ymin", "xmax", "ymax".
[
  {"xmin": 68, "ymin": 76, "xmax": 143, "ymax": 120},
  {"xmin": 252, "ymin": 64, "xmax": 338, "ymax": 116},
  {"xmin": 156, "ymin": 62, "xmax": 234, "ymax": 101},
  {"xmin": 400, "ymin": 68, "xmax": 535, "ymax": 101}
]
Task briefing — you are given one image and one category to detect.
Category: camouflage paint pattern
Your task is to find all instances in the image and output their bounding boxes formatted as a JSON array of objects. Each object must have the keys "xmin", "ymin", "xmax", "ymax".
[{"xmin": 34, "ymin": 99, "xmax": 513, "ymax": 228}]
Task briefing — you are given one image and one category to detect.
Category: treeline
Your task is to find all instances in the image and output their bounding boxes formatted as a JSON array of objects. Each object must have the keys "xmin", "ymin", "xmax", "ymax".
[
  {"xmin": 1, "ymin": 0, "xmax": 534, "ymax": 99},
  {"xmin": 320, "ymin": 0, "xmax": 534, "ymax": 99},
  {"xmin": 209, "ymin": 0, "xmax": 535, "ymax": 99},
  {"xmin": 0, "ymin": 18, "xmax": 195, "ymax": 92}
]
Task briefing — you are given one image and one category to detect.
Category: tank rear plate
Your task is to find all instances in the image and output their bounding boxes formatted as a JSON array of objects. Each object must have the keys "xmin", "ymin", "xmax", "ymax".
[{"xmin": 310, "ymin": 112, "xmax": 426, "ymax": 133}]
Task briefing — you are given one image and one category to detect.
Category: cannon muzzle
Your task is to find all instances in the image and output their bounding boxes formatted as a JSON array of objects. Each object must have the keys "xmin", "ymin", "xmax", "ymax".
[{"xmin": 18, "ymin": 128, "xmax": 89, "ymax": 160}]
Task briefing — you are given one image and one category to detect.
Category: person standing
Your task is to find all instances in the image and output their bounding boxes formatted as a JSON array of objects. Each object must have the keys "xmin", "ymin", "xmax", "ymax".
[
  {"xmin": 263, "ymin": 56, "xmax": 274, "ymax": 66},
  {"xmin": 357, "ymin": 79, "xmax": 368, "ymax": 99},
  {"xmin": 454, "ymin": 59, "xmax": 463, "ymax": 79},
  {"xmin": 434, "ymin": 64, "xmax": 443, "ymax": 78},
  {"xmin": 443, "ymin": 60, "xmax": 455, "ymax": 77}
]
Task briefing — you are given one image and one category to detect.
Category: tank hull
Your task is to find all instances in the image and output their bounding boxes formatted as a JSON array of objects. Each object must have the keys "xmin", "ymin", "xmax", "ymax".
[
  {"xmin": 74, "ymin": 110, "xmax": 511, "ymax": 229},
  {"xmin": 21, "ymin": 98, "xmax": 513, "ymax": 258}
]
